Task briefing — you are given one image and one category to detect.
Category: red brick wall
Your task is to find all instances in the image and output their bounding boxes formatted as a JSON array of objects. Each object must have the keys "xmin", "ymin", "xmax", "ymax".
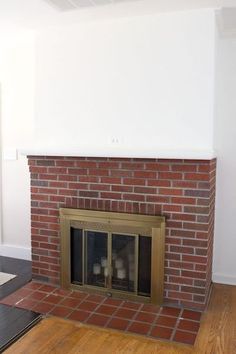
[{"xmin": 28, "ymin": 156, "xmax": 216, "ymax": 310}]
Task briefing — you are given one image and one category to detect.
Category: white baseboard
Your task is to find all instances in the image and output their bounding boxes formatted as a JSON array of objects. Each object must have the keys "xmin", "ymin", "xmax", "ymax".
[
  {"xmin": 212, "ymin": 273, "xmax": 236, "ymax": 286},
  {"xmin": 0, "ymin": 244, "xmax": 31, "ymax": 261}
]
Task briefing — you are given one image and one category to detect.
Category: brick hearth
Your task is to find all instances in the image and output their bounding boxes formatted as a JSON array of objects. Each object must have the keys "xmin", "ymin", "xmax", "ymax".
[{"xmin": 28, "ymin": 156, "xmax": 216, "ymax": 310}]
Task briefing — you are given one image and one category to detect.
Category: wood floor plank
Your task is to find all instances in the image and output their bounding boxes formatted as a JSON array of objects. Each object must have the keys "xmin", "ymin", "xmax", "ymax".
[
  {"xmin": 194, "ymin": 284, "xmax": 236, "ymax": 354},
  {"xmin": 4, "ymin": 318, "xmax": 193, "ymax": 354},
  {"xmin": 5, "ymin": 283, "xmax": 236, "ymax": 354}
]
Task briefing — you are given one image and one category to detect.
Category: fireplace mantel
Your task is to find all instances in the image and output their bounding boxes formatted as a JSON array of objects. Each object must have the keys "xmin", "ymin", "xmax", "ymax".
[{"xmin": 20, "ymin": 147, "xmax": 216, "ymax": 160}]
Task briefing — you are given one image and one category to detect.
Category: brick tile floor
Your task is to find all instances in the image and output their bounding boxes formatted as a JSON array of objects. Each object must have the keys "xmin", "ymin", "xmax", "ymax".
[{"xmin": 0, "ymin": 281, "xmax": 202, "ymax": 346}]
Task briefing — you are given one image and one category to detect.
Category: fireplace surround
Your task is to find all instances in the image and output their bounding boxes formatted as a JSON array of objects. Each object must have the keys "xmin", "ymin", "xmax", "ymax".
[{"xmin": 28, "ymin": 156, "xmax": 216, "ymax": 310}]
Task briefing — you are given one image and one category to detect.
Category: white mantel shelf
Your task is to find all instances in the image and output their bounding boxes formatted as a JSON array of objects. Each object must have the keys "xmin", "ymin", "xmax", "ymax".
[{"xmin": 19, "ymin": 147, "xmax": 216, "ymax": 160}]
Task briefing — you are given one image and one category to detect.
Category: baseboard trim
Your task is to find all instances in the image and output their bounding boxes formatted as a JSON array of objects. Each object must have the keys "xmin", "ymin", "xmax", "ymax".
[
  {"xmin": 0, "ymin": 244, "xmax": 31, "ymax": 261},
  {"xmin": 212, "ymin": 273, "xmax": 236, "ymax": 286}
]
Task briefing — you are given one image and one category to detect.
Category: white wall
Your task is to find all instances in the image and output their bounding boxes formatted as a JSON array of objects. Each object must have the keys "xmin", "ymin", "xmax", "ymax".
[
  {"xmin": 0, "ymin": 9, "xmax": 217, "ymax": 260},
  {"xmin": 34, "ymin": 9, "xmax": 215, "ymax": 155},
  {"xmin": 213, "ymin": 32, "xmax": 236, "ymax": 285},
  {"xmin": 0, "ymin": 32, "xmax": 35, "ymax": 259}
]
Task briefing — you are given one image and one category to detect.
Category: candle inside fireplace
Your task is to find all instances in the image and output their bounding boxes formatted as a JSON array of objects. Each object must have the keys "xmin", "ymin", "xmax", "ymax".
[
  {"xmin": 101, "ymin": 257, "xmax": 107, "ymax": 267},
  {"xmin": 104, "ymin": 267, "xmax": 109, "ymax": 277},
  {"xmin": 117, "ymin": 268, "xmax": 126, "ymax": 279},
  {"xmin": 93, "ymin": 263, "xmax": 101, "ymax": 275}
]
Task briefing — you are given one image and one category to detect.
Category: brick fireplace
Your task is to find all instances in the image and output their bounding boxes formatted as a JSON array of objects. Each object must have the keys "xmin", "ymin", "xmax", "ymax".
[{"xmin": 28, "ymin": 156, "xmax": 216, "ymax": 311}]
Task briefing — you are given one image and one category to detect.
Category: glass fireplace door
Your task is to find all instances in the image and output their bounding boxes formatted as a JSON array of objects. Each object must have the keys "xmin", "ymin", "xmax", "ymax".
[
  {"xmin": 62, "ymin": 209, "xmax": 165, "ymax": 305},
  {"xmin": 71, "ymin": 228, "xmax": 151, "ymax": 298},
  {"xmin": 83, "ymin": 231, "xmax": 138, "ymax": 293},
  {"xmin": 84, "ymin": 230, "xmax": 108, "ymax": 288},
  {"xmin": 111, "ymin": 234, "xmax": 137, "ymax": 293}
]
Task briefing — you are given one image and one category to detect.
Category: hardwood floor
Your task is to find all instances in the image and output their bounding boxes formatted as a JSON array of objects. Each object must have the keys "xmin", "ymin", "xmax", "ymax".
[
  {"xmin": 4, "ymin": 283, "xmax": 236, "ymax": 354},
  {"xmin": 195, "ymin": 283, "xmax": 236, "ymax": 354}
]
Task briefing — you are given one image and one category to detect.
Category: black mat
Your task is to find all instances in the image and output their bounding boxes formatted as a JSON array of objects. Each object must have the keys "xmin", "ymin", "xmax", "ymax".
[
  {"xmin": 0, "ymin": 256, "xmax": 32, "ymax": 300},
  {"xmin": 0, "ymin": 304, "xmax": 42, "ymax": 353}
]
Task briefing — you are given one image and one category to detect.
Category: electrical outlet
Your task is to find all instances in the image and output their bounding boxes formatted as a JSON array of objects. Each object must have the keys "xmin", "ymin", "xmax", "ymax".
[{"xmin": 111, "ymin": 137, "xmax": 120, "ymax": 144}]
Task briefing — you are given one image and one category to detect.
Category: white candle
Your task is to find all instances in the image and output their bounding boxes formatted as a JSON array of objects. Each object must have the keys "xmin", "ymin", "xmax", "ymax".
[
  {"xmin": 115, "ymin": 258, "xmax": 124, "ymax": 269},
  {"xmin": 117, "ymin": 268, "xmax": 126, "ymax": 279},
  {"xmin": 93, "ymin": 263, "xmax": 101, "ymax": 275},
  {"xmin": 104, "ymin": 267, "xmax": 109, "ymax": 277},
  {"xmin": 101, "ymin": 257, "xmax": 107, "ymax": 267}
]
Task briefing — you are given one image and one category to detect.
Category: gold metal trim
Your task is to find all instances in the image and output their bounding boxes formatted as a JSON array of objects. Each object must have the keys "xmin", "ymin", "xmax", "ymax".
[
  {"xmin": 134, "ymin": 234, "xmax": 139, "ymax": 295},
  {"xmin": 81, "ymin": 230, "xmax": 84, "ymax": 285},
  {"xmin": 107, "ymin": 233, "xmax": 112, "ymax": 289},
  {"xmin": 60, "ymin": 208, "xmax": 165, "ymax": 305}
]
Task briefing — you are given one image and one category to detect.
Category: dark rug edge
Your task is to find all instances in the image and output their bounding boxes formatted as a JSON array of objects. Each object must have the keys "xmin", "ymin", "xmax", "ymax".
[{"xmin": 0, "ymin": 312, "xmax": 42, "ymax": 353}]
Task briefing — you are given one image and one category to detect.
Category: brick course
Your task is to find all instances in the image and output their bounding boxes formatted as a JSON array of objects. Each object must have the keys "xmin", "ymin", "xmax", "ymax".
[{"xmin": 28, "ymin": 156, "xmax": 216, "ymax": 310}]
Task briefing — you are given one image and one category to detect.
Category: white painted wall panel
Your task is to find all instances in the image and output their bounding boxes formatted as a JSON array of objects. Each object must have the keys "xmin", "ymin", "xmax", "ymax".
[{"xmin": 35, "ymin": 10, "xmax": 215, "ymax": 154}]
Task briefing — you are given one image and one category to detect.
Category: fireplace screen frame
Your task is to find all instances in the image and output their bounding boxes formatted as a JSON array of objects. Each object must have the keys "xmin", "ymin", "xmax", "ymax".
[{"xmin": 60, "ymin": 208, "xmax": 165, "ymax": 305}]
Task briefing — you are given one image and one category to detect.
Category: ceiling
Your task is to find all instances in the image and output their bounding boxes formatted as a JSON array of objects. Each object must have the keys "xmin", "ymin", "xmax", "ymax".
[
  {"xmin": 43, "ymin": 0, "xmax": 142, "ymax": 12},
  {"xmin": 0, "ymin": 0, "xmax": 236, "ymax": 31}
]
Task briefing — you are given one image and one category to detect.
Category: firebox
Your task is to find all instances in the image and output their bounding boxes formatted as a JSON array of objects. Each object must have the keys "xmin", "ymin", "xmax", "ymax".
[{"xmin": 60, "ymin": 208, "xmax": 165, "ymax": 305}]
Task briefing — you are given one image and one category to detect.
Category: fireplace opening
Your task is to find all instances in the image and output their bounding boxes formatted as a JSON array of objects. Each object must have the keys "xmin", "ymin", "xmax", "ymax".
[
  {"xmin": 60, "ymin": 208, "xmax": 165, "ymax": 305},
  {"xmin": 71, "ymin": 229, "xmax": 151, "ymax": 296}
]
